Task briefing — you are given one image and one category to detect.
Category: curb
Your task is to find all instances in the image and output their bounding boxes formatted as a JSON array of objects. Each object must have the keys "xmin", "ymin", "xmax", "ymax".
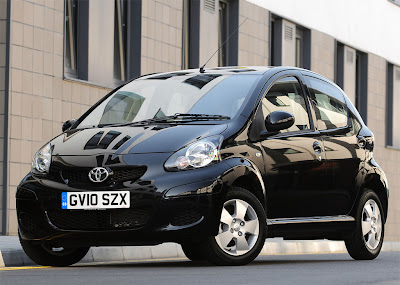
[{"xmin": 1, "ymin": 240, "xmax": 399, "ymax": 267}]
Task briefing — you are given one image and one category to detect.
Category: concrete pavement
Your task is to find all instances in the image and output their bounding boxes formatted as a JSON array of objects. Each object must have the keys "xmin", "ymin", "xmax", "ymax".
[{"xmin": 1, "ymin": 235, "xmax": 399, "ymax": 267}]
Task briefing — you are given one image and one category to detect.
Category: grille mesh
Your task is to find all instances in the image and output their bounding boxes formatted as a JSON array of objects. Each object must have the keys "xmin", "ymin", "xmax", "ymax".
[
  {"xmin": 171, "ymin": 209, "xmax": 202, "ymax": 227},
  {"xmin": 61, "ymin": 167, "xmax": 147, "ymax": 184},
  {"xmin": 47, "ymin": 208, "xmax": 152, "ymax": 230}
]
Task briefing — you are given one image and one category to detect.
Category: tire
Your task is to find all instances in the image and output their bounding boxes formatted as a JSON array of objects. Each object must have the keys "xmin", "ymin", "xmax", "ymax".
[
  {"xmin": 345, "ymin": 189, "xmax": 384, "ymax": 260},
  {"xmin": 19, "ymin": 233, "xmax": 90, "ymax": 266},
  {"xmin": 200, "ymin": 187, "xmax": 267, "ymax": 266},
  {"xmin": 181, "ymin": 242, "xmax": 206, "ymax": 261}
]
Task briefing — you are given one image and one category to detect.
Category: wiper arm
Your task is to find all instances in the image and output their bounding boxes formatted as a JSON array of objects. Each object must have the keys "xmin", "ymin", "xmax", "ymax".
[
  {"xmin": 99, "ymin": 113, "xmax": 230, "ymax": 128},
  {"xmin": 170, "ymin": 113, "xmax": 231, "ymax": 121}
]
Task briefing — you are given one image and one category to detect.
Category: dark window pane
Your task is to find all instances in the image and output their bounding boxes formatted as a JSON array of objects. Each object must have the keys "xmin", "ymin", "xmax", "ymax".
[
  {"xmin": 65, "ymin": 0, "xmax": 77, "ymax": 73},
  {"xmin": 114, "ymin": 0, "xmax": 128, "ymax": 81},
  {"xmin": 307, "ymin": 77, "xmax": 348, "ymax": 130},
  {"xmin": 262, "ymin": 77, "xmax": 310, "ymax": 133}
]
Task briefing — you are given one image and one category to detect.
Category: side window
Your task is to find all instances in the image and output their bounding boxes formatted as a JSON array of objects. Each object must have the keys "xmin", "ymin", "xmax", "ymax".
[
  {"xmin": 306, "ymin": 77, "xmax": 348, "ymax": 130},
  {"xmin": 261, "ymin": 76, "xmax": 311, "ymax": 133}
]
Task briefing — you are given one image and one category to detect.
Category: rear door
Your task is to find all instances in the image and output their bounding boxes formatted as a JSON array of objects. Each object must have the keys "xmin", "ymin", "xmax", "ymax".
[
  {"xmin": 256, "ymin": 74, "xmax": 329, "ymax": 218},
  {"xmin": 303, "ymin": 75, "xmax": 365, "ymax": 215}
]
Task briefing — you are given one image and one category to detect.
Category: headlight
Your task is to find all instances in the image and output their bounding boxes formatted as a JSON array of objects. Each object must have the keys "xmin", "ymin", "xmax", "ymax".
[
  {"xmin": 32, "ymin": 143, "xmax": 52, "ymax": 173},
  {"xmin": 164, "ymin": 135, "xmax": 223, "ymax": 171}
]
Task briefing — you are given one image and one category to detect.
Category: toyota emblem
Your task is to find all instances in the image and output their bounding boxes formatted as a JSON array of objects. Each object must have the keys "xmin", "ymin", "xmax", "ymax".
[{"xmin": 88, "ymin": 167, "xmax": 109, "ymax": 183}]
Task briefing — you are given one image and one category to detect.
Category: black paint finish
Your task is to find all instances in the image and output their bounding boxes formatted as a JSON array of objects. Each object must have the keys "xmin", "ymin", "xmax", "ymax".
[{"xmin": 16, "ymin": 66, "xmax": 388, "ymax": 247}]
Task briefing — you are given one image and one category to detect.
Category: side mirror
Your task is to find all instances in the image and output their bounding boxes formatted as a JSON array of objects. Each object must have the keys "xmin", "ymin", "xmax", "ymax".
[
  {"xmin": 265, "ymin": 111, "xmax": 295, "ymax": 132},
  {"xmin": 62, "ymin": 119, "xmax": 77, "ymax": 132}
]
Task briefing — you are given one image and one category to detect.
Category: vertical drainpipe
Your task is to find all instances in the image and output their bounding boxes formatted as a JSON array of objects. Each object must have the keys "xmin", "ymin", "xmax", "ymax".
[{"xmin": 2, "ymin": 0, "xmax": 11, "ymax": 235}]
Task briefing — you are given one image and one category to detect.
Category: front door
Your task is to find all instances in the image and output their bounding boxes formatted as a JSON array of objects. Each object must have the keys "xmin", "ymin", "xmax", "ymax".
[{"xmin": 257, "ymin": 75, "xmax": 328, "ymax": 218}]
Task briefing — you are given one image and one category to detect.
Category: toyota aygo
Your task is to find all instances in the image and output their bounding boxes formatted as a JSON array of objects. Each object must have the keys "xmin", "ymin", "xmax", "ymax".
[{"xmin": 17, "ymin": 66, "xmax": 388, "ymax": 266}]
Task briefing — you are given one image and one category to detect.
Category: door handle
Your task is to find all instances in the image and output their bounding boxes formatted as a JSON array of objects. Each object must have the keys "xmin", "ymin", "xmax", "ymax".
[
  {"xmin": 313, "ymin": 141, "xmax": 322, "ymax": 154},
  {"xmin": 313, "ymin": 141, "xmax": 322, "ymax": 161}
]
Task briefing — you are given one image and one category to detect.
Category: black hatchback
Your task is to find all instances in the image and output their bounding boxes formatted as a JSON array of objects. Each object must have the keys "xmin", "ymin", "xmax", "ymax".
[{"xmin": 17, "ymin": 66, "xmax": 388, "ymax": 266}]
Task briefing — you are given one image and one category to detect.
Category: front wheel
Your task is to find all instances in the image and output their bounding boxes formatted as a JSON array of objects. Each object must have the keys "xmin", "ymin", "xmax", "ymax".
[
  {"xmin": 345, "ymin": 189, "xmax": 384, "ymax": 260},
  {"xmin": 200, "ymin": 187, "xmax": 267, "ymax": 265},
  {"xmin": 19, "ymin": 233, "xmax": 90, "ymax": 266}
]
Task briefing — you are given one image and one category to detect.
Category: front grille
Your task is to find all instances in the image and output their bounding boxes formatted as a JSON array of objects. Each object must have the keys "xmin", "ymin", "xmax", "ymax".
[
  {"xmin": 47, "ymin": 207, "xmax": 152, "ymax": 230},
  {"xmin": 171, "ymin": 209, "xmax": 202, "ymax": 227},
  {"xmin": 19, "ymin": 212, "xmax": 39, "ymax": 231},
  {"xmin": 61, "ymin": 166, "xmax": 147, "ymax": 184}
]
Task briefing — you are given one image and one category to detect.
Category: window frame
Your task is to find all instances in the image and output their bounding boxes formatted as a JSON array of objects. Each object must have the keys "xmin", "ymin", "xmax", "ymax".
[
  {"xmin": 251, "ymin": 72, "xmax": 317, "ymax": 139},
  {"xmin": 303, "ymin": 75, "xmax": 351, "ymax": 133}
]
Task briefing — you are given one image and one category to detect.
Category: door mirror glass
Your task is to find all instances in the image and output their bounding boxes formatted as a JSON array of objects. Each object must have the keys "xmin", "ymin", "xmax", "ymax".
[
  {"xmin": 265, "ymin": 111, "xmax": 295, "ymax": 132},
  {"xmin": 62, "ymin": 119, "xmax": 77, "ymax": 132}
]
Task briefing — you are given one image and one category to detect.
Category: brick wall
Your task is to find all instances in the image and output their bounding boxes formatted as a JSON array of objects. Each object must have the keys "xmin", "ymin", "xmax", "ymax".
[
  {"xmin": 6, "ymin": 0, "xmax": 110, "ymax": 234},
  {"xmin": 238, "ymin": 0, "xmax": 269, "ymax": 66},
  {"xmin": 310, "ymin": 30, "xmax": 335, "ymax": 81},
  {"xmin": 141, "ymin": 0, "xmax": 183, "ymax": 74},
  {"xmin": 367, "ymin": 54, "xmax": 400, "ymax": 241}
]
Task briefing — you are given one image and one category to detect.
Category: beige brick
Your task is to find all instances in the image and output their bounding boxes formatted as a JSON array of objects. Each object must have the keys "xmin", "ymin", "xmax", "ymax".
[
  {"xmin": 24, "ymin": 1, "xmax": 34, "ymax": 25},
  {"xmin": 53, "ymin": 55, "xmax": 62, "ymax": 78},
  {"xmin": 13, "ymin": 0, "xmax": 24, "ymax": 23},
  {"xmin": 54, "ymin": 10, "xmax": 63, "ymax": 34},
  {"xmin": 11, "ymin": 92, "xmax": 22, "ymax": 116},
  {"xmin": 44, "ymin": 52, "xmax": 54, "ymax": 76},
  {"xmin": 8, "ymin": 209, "xmax": 18, "ymax": 234},
  {"xmin": 33, "ymin": 27, "xmax": 44, "ymax": 50},
  {"xmin": 42, "ymin": 119, "xmax": 53, "ymax": 141},
  {"xmin": 43, "ymin": 30, "xmax": 54, "ymax": 53},
  {"xmin": 32, "ymin": 72, "xmax": 43, "ymax": 96},
  {"xmin": 21, "ymin": 94, "xmax": 33, "ymax": 117},
  {"xmin": 11, "ymin": 68, "xmax": 22, "ymax": 92},
  {"xmin": 52, "ymin": 99, "xmax": 62, "ymax": 122},
  {"xmin": 12, "ymin": 22, "xmax": 23, "ymax": 46},
  {"xmin": 53, "ymin": 78, "xmax": 63, "ymax": 99},
  {"xmin": 61, "ymin": 101, "xmax": 71, "ymax": 121},
  {"xmin": 10, "ymin": 115, "xmax": 22, "ymax": 139},
  {"xmin": 45, "ymin": 0, "xmax": 55, "ymax": 9},
  {"xmin": 42, "ymin": 97, "xmax": 52, "ymax": 120},
  {"xmin": 10, "ymin": 139, "xmax": 21, "ymax": 163},
  {"xmin": 42, "ymin": 75, "xmax": 53, "ymax": 98},
  {"xmin": 12, "ymin": 45, "xmax": 23, "ymax": 69},
  {"xmin": 71, "ymin": 83, "xmax": 80, "ymax": 103},
  {"xmin": 54, "ymin": 32, "xmax": 63, "ymax": 56},
  {"xmin": 22, "ymin": 70, "xmax": 33, "ymax": 94},
  {"xmin": 0, "ymin": 67, "xmax": 5, "ymax": 90},
  {"xmin": 0, "ymin": 1, "xmax": 7, "ymax": 20},
  {"xmin": 0, "ymin": 21, "xmax": 6, "ymax": 44},
  {"xmin": 33, "ymin": 4, "xmax": 44, "ymax": 28},
  {"xmin": 32, "ymin": 118, "xmax": 43, "ymax": 141},
  {"xmin": 31, "ymin": 94, "xmax": 43, "ymax": 119},
  {"xmin": 44, "ymin": 7, "xmax": 54, "ymax": 31},
  {"xmin": 9, "ymin": 162, "xmax": 21, "ymax": 186},
  {"xmin": 54, "ymin": 0, "xmax": 64, "ymax": 11},
  {"xmin": 21, "ymin": 140, "xmax": 32, "ymax": 164},
  {"xmin": 71, "ymin": 102, "xmax": 81, "ymax": 118},
  {"xmin": 23, "ymin": 25, "xmax": 34, "ymax": 49},
  {"xmin": 62, "ymin": 81, "xmax": 72, "ymax": 101},
  {"xmin": 33, "ymin": 49, "xmax": 43, "ymax": 73},
  {"xmin": 8, "ymin": 187, "xmax": 17, "ymax": 210},
  {"xmin": 22, "ymin": 47, "xmax": 33, "ymax": 71}
]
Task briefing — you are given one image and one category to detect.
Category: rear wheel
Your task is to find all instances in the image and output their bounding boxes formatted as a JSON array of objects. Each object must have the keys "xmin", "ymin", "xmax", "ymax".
[
  {"xmin": 200, "ymin": 187, "xmax": 267, "ymax": 265},
  {"xmin": 345, "ymin": 190, "xmax": 384, "ymax": 260},
  {"xmin": 19, "ymin": 233, "xmax": 90, "ymax": 266}
]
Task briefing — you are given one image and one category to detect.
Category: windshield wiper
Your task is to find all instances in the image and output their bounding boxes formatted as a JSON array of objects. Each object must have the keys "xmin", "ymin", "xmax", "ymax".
[{"xmin": 100, "ymin": 113, "xmax": 230, "ymax": 128}]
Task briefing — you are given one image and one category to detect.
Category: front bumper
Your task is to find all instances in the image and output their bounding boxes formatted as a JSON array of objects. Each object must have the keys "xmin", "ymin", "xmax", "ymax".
[{"xmin": 16, "ymin": 169, "xmax": 227, "ymax": 247}]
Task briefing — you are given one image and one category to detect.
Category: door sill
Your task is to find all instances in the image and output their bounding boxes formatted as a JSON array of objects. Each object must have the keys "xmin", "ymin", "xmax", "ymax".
[{"xmin": 267, "ymin": 215, "xmax": 355, "ymax": 225}]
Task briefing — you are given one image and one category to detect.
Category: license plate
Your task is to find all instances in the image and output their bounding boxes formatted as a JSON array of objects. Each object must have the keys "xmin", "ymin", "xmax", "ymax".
[{"xmin": 61, "ymin": 191, "xmax": 130, "ymax": 210}]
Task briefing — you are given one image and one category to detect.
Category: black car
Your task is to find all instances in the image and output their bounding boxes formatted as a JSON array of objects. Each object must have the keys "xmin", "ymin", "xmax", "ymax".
[{"xmin": 17, "ymin": 66, "xmax": 388, "ymax": 266}]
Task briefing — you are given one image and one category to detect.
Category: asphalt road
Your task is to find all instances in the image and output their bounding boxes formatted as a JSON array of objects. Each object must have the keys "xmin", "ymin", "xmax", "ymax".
[{"xmin": 1, "ymin": 252, "xmax": 399, "ymax": 285}]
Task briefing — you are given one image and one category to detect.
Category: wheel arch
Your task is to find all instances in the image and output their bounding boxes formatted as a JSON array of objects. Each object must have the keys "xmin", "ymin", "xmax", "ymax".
[
  {"xmin": 223, "ymin": 158, "xmax": 266, "ymax": 209},
  {"xmin": 352, "ymin": 173, "xmax": 389, "ymax": 222}
]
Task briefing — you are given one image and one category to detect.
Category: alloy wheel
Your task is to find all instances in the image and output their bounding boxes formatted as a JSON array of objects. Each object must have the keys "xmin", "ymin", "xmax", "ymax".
[
  {"xmin": 215, "ymin": 199, "xmax": 260, "ymax": 256},
  {"xmin": 361, "ymin": 199, "xmax": 382, "ymax": 250}
]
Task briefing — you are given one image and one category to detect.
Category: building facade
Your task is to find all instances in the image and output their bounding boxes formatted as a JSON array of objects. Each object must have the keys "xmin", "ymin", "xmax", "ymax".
[{"xmin": 0, "ymin": 0, "xmax": 399, "ymax": 241}]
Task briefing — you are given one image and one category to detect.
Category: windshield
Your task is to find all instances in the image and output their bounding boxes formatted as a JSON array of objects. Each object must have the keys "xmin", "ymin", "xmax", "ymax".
[{"xmin": 77, "ymin": 73, "xmax": 260, "ymax": 128}]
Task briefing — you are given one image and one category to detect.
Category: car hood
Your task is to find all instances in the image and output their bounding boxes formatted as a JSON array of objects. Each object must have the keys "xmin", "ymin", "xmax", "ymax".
[{"xmin": 51, "ymin": 124, "xmax": 228, "ymax": 156}]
